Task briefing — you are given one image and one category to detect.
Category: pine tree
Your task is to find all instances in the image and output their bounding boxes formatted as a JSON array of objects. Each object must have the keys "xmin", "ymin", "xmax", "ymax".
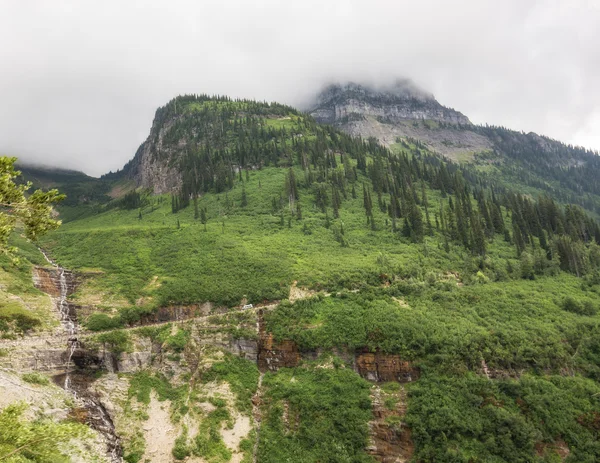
[
  {"xmin": 471, "ymin": 213, "xmax": 487, "ymax": 256},
  {"xmin": 241, "ymin": 186, "xmax": 248, "ymax": 207},
  {"xmin": 200, "ymin": 207, "xmax": 207, "ymax": 232},
  {"xmin": 285, "ymin": 168, "xmax": 299, "ymax": 212}
]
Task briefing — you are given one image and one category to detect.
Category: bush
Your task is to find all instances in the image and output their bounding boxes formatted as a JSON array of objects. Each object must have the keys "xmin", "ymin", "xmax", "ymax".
[
  {"xmin": 165, "ymin": 328, "xmax": 190, "ymax": 353},
  {"xmin": 202, "ymin": 354, "xmax": 259, "ymax": 413},
  {"xmin": 562, "ymin": 297, "xmax": 596, "ymax": 315},
  {"xmin": 21, "ymin": 372, "xmax": 49, "ymax": 385},
  {"xmin": 172, "ymin": 433, "xmax": 191, "ymax": 460},
  {"xmin": 0, "ymin": 306, "xmax": 41, "ymax": 334},
  {"xmin": 86, "ymin": 313, "xmax": 122, "ymax": 331},
  {"xmin": 95, "ymin": 330, "xmax": 131, "ymax": 355}
]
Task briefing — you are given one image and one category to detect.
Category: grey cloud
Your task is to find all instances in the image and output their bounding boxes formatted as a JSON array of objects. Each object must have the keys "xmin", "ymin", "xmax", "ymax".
[{"xmin": 0, "ymin": 0, "xmax": 599, "ymax": 176}]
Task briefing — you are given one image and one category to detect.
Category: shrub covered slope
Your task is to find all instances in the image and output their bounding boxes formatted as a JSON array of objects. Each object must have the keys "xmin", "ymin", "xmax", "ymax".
[{"xmin": 27, "ymin": 95, "xmax": 600, "ymax": 462}]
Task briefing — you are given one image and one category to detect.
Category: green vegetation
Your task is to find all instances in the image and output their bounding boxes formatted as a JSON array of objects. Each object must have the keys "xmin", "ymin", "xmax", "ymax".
[
  {"xmin": 406, "ymin": 373, "xmax": 600, "ymax": 462},
  {"xmin": 267, "ymin": 275, "xmax": 600, "ymax": 374},
  {"xmin": 258, "ymin": 365, "xmax": 374, "ymax": 462},
  {"xmin": 165, "ymin": 326, "xmax": 191, "ymax": 353},
  {"xmin": 191, "ymin": 400, "xmax": 233, "ymax": 462},
  {"xmin": 21, "ymin": 372, "xmax": 49, "ymax": 386},
  {"xmin": 202, "ymin": 354, "xmax": 259, "ymax": 413},
  {"xmin": 0, "ymin": 403, "xmax": 88, "ymax": 462},
  {"xmin": 0, "ymin": 234, "xmax": 56, "ymax": 338},
  {"xmin": 93, "ymin": 329, "xmax": 132, "ymax": 356},
  {"xmin": 128, "ymin": 371, "xmax": 186, "ymax": 406},
  {"xmin": 11, "ymin": 96, "xmax": 600, "ymax": 461},
  {"xmin": 0, "ymin": 156, "xmax": 64, "ymax": 261}
]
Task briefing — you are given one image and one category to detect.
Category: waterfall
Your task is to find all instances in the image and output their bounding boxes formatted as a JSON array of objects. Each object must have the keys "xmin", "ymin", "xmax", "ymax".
[
  {"xmin": 39, "ymin": 249, "xmax": 123, "ymax": 462},
  {"xmin": 57, "ymin": 267, "xmax": 78, "ymax": 390}
]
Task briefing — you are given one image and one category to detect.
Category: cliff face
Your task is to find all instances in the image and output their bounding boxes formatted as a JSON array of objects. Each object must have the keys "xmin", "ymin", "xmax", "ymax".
[
  {"xmin": 310, "ymin": 81, "xmax": 470, "ymax": 126},
  {"xmin": 123, "ymin": 118, "xmax": 183, "ymax": 194},
  {"xmin": 308, "ymin": 80, "xmax": 496, "ymax": 162}
]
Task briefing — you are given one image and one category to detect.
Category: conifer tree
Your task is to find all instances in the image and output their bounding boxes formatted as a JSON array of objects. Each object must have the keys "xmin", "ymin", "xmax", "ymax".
[
  {"xmin": 200, "ymin": 207, "xmax": 207, "ymax": 232},
  {"xmin": 241, "ymin": 186, "xmax": 248, "ymax": 207}
]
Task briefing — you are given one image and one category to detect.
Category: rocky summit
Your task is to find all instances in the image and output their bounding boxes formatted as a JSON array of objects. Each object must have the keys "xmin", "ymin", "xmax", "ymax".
[{"xmin": 310, "ymin": 79, "xmax": 470, "ymax": 126}]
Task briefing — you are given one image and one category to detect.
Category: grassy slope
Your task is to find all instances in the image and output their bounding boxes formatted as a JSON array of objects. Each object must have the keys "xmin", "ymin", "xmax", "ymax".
[
  {"xmin": 32, "ymin": 110, "xmax": 600, "ymax": 461},
  {"xmin": 0, "ymin": 233, "xmax": 57, "ymax": 338}
]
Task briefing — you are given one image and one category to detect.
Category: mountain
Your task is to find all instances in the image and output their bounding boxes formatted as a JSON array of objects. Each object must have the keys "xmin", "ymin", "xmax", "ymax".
[
  {"xmin": 121, "ymin": 95, "xmax": 309, "ymax": 194},
  {"xmin": 309, "ymin": 80, "xmax": 600, "ymax": 216},
  {"xmin": 4, "ymin": 92, "xmax": 600, "ymax": 463},
  {"xmin": 310, "ymin": 79, "xmax": 470, "ymax": 125},
  {"xmin": 308, "ymin": 80, "xmax": 487, "ymax": 158}
]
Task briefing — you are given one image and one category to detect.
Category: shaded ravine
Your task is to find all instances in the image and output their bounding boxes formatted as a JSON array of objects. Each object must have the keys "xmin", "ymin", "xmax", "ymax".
[{"xmin": 38, "ymin": 250, "xmax": 123, "ymax": 463}]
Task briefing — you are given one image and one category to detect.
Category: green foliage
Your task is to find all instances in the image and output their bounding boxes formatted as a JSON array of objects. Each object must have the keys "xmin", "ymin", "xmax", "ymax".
[
  {"xmin": 164, "ymin": 327, "xmax": 190, "ymax": 353},
  {"xmin": 202, "ymin": 354, "xmax": 259, "ymax": 413},
  {"xmin": 94, "ymin": 330, "xmax": 131, "ymax": 355},
  {"xmin": 172, "ymin": 428, "xmax": 191, "ymax": 460},
  {"xmin": 258, "ymin": 366, "xmax": 374, "ymax": 463},
  {"xmin": 85, "ymin": 313, "xmax": 122, "ymax": 331},
  {"xmin": 21, "ymin": 373, "xmax": 49, "ymax": 386},
  {"xmin": 192, "ymin": 400, "xmax": 232, "ymax": 462},
  {"xmin": 128, "ymin": 371, "xmax": 186, "ymax": 406},
  {"xmin": 266, "ymin": 275, "xmax": 600, "ymax": 373},
  {"xmin": 0, "ymin": 156, "xmax": 64, "ymax": 261},
  {"xmin": 406, "ymin": 373, "xmax": 600, "ymax": 462},
  {"xmin": 0, "ymin": 305, "xmax": 41, "ymax": 335},
  {"xmin": 562, "ymin": 296, "xmax": 598, "ymax": 316},
  {"xmin": 0, "ymin": 403, "xmax": 87, "ymax": 462}
]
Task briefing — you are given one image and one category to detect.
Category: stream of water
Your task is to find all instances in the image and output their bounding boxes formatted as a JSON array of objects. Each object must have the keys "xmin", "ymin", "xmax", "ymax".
[{"xmin": 40, "ymin": 250, "xmax": 123, "ymax": 462}]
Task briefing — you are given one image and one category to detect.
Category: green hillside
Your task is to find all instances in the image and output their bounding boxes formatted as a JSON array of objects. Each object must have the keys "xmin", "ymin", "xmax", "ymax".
[{"xmin": 7, "ymin": 95, "xmax": 600, "ymax": 462}]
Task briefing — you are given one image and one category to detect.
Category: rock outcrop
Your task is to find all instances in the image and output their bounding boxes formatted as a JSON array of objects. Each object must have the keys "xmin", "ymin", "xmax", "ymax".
[
  {"xmin": 307, "ymin": 80, "xmax": 496, "ymax": 162},
  {"xmin": 310, "ymin": 80, "xmax": 470, "ymax": 126},
  {"xmin": 355, "ymin": 350, "xmax": 419, "ymax": 383},
  {"xmin": 32, "ymin": 266, "xmax": 78, "ymax": 298},
  {"xmin": 367, "ymin": 386, "xmax": 414, "ymax": 463},
  {"xmin": 257, "ymin": 332, "xmax": 300, "ymax": 372}
]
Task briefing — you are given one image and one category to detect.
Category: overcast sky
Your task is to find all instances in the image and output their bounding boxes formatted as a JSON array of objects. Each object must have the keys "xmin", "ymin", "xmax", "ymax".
[{"xmin": 1, "ymin": 0, "xmax": 599, "ymax": 176}]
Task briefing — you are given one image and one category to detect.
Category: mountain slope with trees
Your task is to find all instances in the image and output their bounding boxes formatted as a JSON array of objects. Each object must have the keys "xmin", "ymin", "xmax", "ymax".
[
  {"xmin": 309, "ymin": 81, "xmax": 600, "ymax": 218},
  {"xmin": 5, "ymin": 92, "xmax": 600, "ymax": 462}
]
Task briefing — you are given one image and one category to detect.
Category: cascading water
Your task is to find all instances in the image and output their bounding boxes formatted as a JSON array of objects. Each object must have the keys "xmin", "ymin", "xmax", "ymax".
[
  {"xmin": 40, "ymin": 249, "xmax": 123, "ymax": 462},
  {"xmin": 57, "ymin": 267, "xmax": 78, "ymax": 390}
]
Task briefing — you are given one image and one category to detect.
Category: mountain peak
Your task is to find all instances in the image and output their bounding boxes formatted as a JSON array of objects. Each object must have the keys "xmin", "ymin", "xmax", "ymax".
[
  {"xmin": 315, "ymin": 79, "xmax": 434, "ymax": 105},
  {"xmin": 309, "ymin": 78, "xmax": 470, "ymax": 126}
]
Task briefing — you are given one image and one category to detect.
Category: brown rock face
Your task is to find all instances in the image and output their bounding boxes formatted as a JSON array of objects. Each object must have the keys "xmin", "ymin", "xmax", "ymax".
[
  {"xmin": 257, "ymin": 332, "xmax": 300, "ymax": 372},
  {"xmin": 256, "ymin": 310, "xmax": 300, "ymax": 372},
  {"xmin": 356, "ymin": 351, "xmax": 419, "ymax": 383},
  {"xmin": 369, "ymin": 423, "xmax": 414, "ymax": 463},
  {"xmin": 32, "ymin": 267, "xmax": 77, "ymax": 297},
  {"xmin": 367, "ymin": 387, "xmax": 414, "ymax": 463}
]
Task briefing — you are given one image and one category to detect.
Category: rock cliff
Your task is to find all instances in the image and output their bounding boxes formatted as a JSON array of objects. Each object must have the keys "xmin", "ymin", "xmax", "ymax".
[
  {"xmin": 308, "ymin": 80, "xmax": 496, "ymax": 162},
  {"xmin": 309, "ymin": 80, "xmax": 470, "ymax": 126},
  {"xmin": 122, "ymin": 117, "xmax": 183, "ymax": 194}
]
